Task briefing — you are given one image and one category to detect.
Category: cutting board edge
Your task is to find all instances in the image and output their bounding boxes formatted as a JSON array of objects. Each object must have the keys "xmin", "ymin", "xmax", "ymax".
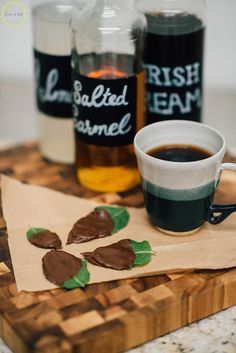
[{"xmin": 1, "ymin": 268, "xmax": 236, "ymax": 353}]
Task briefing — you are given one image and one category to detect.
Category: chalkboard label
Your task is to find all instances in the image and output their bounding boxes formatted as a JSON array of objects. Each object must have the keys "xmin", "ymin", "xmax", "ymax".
[
  {"xmin": 73, "ymin": 72, "xmax": 138, "ymax": 147},
  {"xmin": 34, "ymin": 49, "xmax": 72, "ymax": 118}
]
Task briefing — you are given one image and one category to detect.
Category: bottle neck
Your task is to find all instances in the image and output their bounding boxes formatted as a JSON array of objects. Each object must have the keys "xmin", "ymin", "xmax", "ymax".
[
  {"xmin": 99, "ymin": 0, "xmax": 135, "ymax": 11},
  {"xmin": 102, "ymin": 0, "xmax": 134, "ymax": 5},
  {"xmin": 137, "ymin": 0, "xmax": 206, "ymax": 24},
  {"xmin": 95, "ymin": 0, "xmax": 134, "ymax": 18}
]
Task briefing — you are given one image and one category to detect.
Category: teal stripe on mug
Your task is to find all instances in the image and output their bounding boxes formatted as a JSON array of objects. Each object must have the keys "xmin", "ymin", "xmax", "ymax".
[{"xmin": 142, "ymin": 179, "xmax": 216, "ymax": 201}]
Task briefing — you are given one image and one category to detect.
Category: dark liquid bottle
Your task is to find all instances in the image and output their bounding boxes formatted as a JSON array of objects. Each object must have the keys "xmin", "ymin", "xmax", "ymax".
[
  {"xmin": 137, "ymin": 0, "xmax": 206, "ymax": 124},
  {"xmin": 71, "ymin": 0, "xmax": 146, "ymax": 192}
]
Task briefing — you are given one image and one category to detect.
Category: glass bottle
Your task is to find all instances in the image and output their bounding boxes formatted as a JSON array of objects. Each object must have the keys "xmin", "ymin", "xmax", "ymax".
[
  {"xmin": 32, "ymin": 0, "xmax": 88, "ymax": 164},
  {"xmin": 71, "ymin": 0, "xmax": 146, "ymax": 192},
  {"xmin": 136, "ymin": 0, "xmax": 207, "ymax": 124}
]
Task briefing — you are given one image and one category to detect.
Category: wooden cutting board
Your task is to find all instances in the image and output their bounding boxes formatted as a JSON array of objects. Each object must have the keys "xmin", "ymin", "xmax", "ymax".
[{"xmin": 0, "ymin": 142, "xmax": 236, "ymax": 353}]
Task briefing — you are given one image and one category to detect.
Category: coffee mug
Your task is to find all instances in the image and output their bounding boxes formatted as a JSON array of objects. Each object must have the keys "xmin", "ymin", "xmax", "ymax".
[{"xmin": 134, "ymin": 120, "xmax": 236, "ymax": 235}]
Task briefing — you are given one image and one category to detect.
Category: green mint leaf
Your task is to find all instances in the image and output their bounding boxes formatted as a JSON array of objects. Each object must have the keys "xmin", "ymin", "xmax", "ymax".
[
  {"xmin": 26, "ymin": 227, "xmax": 48, "ymax": 240},
  {"xmin": 96, "ymin": 206, "xmax": 130, "ymax": 234},
  {"xmin": 130, "ymin": 240, "xmax": 155, "ymax": 267},
  {"xmin": 62, "ymin": 260, "xmax": 90, "ymax": 289}
]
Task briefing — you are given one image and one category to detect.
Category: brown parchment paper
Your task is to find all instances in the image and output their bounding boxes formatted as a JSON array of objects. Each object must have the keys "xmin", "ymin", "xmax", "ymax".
[{"xmin": 2, "ymin": 174, "xmax": 236, "ymax": 292}]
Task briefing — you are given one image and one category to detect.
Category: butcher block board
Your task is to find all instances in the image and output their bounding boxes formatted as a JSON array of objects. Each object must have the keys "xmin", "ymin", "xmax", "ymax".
[{"xmin": 0, "ymin": 142, "xmax": 236, "ymax": 353}]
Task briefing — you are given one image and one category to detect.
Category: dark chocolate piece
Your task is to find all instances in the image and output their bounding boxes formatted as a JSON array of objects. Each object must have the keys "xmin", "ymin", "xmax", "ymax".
[
  {"xmin": 67, "ymin": 209, "xmax": 114, "ymax": 244},
  {"xmin": 29, "ymin": 231, "xmax": 62, "ymax": 249},
  {"xmin": 82, "ymin": 239, "xmax": 135, "ymax": 270},
  {"xmin": 42, "ymin": 250, "xmax": 82, "ymax": 286}
]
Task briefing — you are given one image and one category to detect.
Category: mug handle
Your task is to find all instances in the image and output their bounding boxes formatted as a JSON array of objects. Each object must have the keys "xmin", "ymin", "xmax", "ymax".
[{"xmin": 208, "ymin": 163, "xmax": 236, "ymax": 225}]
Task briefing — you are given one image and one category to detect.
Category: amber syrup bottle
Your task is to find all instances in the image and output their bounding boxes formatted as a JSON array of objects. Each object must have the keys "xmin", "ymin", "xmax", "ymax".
[{"xmin": 71, "ymin": 0, "xmax": 146, "ymax": 192}]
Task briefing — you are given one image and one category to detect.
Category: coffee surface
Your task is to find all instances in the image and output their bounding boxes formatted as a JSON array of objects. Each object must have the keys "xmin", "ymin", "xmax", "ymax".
[{"xmin": 147, "ymin": 144, "xmax": 212, "ymax": 162}]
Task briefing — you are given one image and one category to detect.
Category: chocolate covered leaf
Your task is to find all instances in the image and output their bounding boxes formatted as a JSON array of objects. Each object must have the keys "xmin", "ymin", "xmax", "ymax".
[
  {"xmin": 82, "ymin": 239, "xmax": 154, "ymax": 270},
  {"xmin": 43, "ymin": 251, "xmax": 88, "ymax": 287},
  {"xmin": 26, "ymin": 227, "xmax": 48, "ymax": 239},
  {"xmin": 27, "ymin": 227, "xmax": 62, "ymax": 249},
  {"xmin": 67, "ymin": 209, "xmax": 114, "ymax": 244},
  {"xmin": 130, "ymin": 240, "xmax": 155, "ymax": 267},
  {"xmin": 62, "ymin": 260, "xmax": 90, "ymax": 289},
  {"xmin": 95, "ymin": 206, "xmax": 129, "ymax": 234}
]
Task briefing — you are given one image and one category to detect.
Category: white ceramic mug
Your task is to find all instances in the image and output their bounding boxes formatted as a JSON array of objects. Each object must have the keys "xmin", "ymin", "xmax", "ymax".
[{"xmin": 134, "ymin": 120, "xmax": 236, "ymax": 235}]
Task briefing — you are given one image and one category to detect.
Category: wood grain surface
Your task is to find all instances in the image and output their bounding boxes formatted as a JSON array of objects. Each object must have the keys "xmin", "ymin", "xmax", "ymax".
[{"xmin": 0, "ymin": 142, "xmax": 236, "ymax": 353}]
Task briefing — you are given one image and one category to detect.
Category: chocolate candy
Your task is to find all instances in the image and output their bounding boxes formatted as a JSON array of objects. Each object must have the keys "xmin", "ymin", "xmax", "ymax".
[
  {"xmin": 42, "ymin": 250, "xmax": 82, "ymax": 285},
  {"xmin": 67, "ymin": 209, "xmax": 114, "ymax": 244},
  {"xmin": 28, "ymin": 230, "xmax": 62, "ymax": 249},
  {"xmin": 82, "ymin": 239, "xmax": 135, "ymax": 270}
]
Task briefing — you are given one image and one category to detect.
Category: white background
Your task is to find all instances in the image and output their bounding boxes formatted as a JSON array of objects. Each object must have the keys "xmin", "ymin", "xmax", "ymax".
[{"xmin": 0, "ymin": 0, "xmax": 235, "ymax": 146}]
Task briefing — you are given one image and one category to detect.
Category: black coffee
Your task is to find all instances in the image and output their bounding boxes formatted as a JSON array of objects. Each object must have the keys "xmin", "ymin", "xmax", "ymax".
[
  {"xmin": 147, "ymin": 144, "xmax": 212, "ymax": 162},
  {"xmin": 145, "ymin": 12, "xmax": 205, "ymax": 124},
  {"xmin": 144, "ymin": 144, "xmax": 214, "ymax": 232}
]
